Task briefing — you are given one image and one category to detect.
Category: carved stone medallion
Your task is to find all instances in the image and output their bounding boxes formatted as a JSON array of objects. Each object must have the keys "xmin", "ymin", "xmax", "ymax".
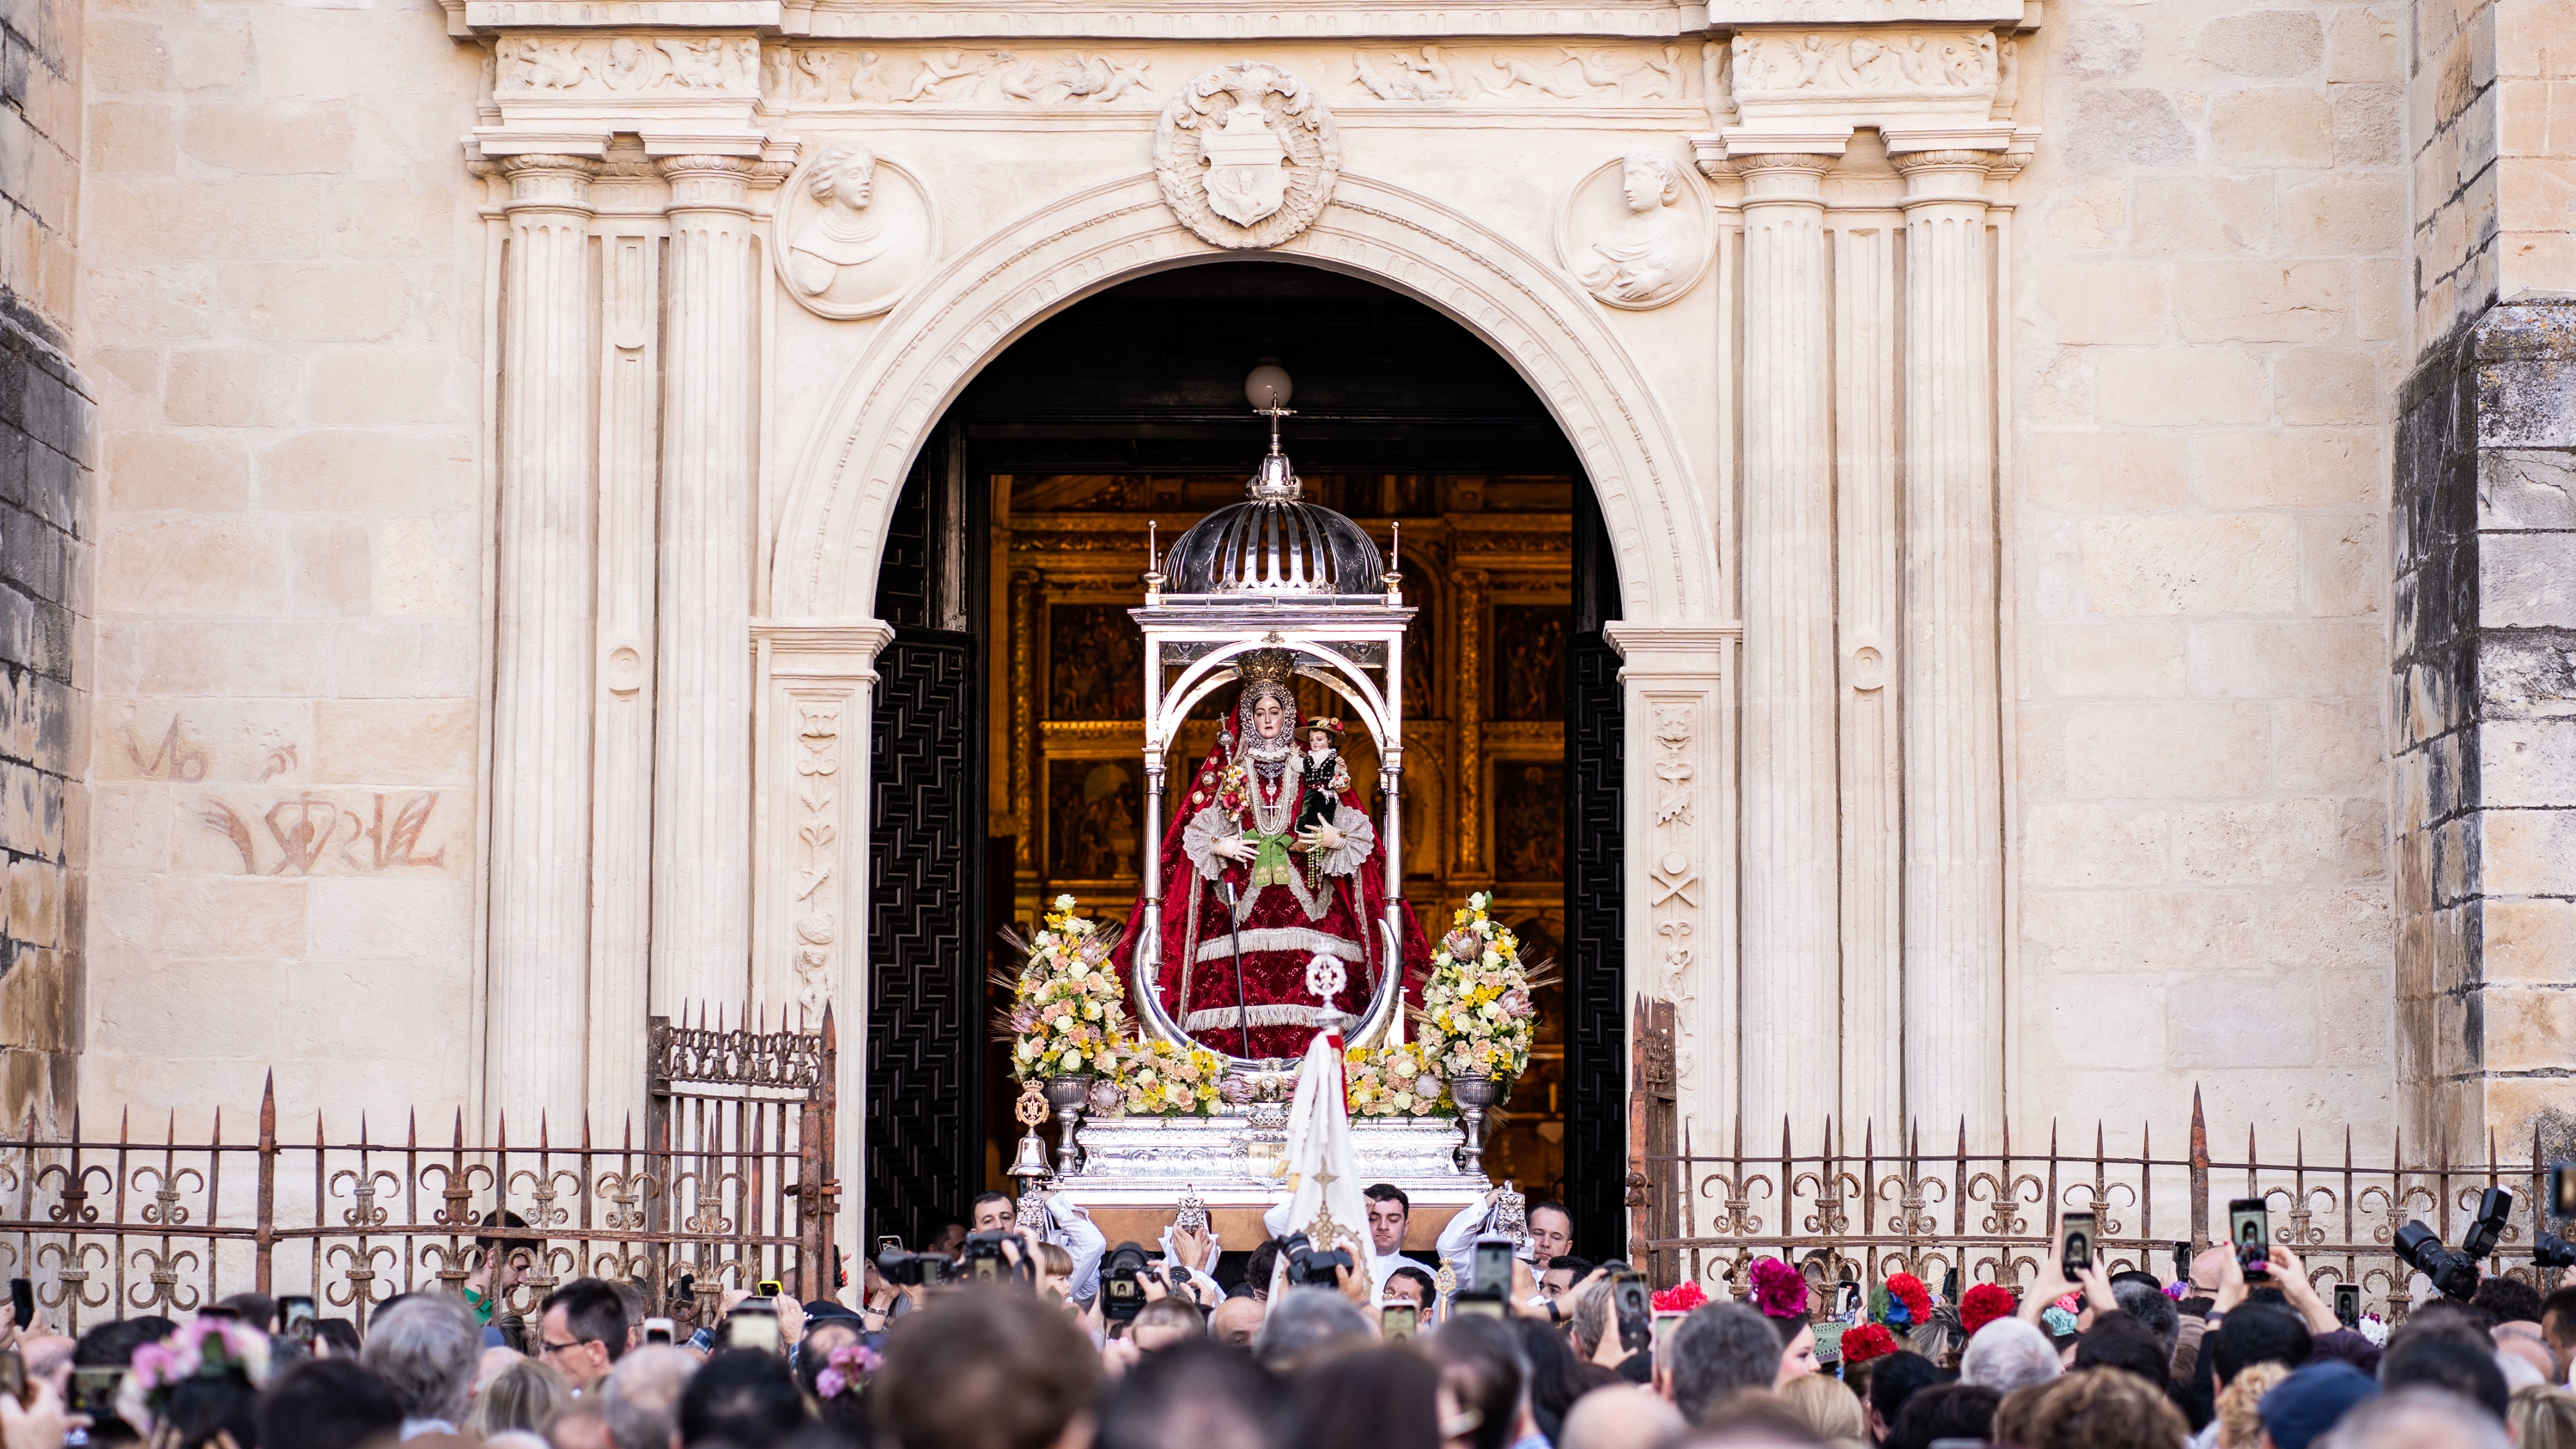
[
  {"xmin": 1154, "ymin": 61, "xmax": 1340, "ymax": 250},
  {"xmin": 1555, "ymin": 146, "xmax": 1712, "ymax": 310},
  {"xmin": 771, "ymin": 137, "xmax": 939, "ymax": 321}
]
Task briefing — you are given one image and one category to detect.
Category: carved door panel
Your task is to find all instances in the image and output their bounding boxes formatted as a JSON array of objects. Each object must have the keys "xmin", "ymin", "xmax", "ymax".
[
  {"xmin": 866, "ymin": 629, "xmax": 983, "ymax": 1252},
  {"xmin": 1564, "ymin": 627, "xmax": 1626, "ymax": 1261}
]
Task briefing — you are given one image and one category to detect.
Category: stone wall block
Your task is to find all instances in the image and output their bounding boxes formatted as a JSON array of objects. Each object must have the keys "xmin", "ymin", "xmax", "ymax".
[
  {"xmin": 2482, "ymin": 806, "xmax": 2576, "ymax": 892},
  {"xmin": 2080, "ymin": 514, "xmax": 2301, "ymax": 613},
  {"xmin": 104, "ymin": 432, "xmax": 246, "ymax": 512},
  {"xmin": 2068, "ymin": 88, "xmax": 2197, "ymax": 171},
  {"xmin": 2481, "ymin": 718, "xmax": 2576, "ymax": 803},
  {"xmin": 304, "ymin": 349, "xmax": 455, "ymax": 427},
  {"xmin": 2030, "ymin": 430, "xmax": 2189, "ymax": 510},
  {"xmin": 2097, "ymin": 351, "xmax": 2271, "ymax": 425},
  {"xmin": 257, "ymin": 432, "xmax": 471, "ymax": 514},
  {"xmin": 2201, "ymin": 11, "xmax": 2327, "ymax": 76},
  {"xmin": 2481, "ymin": 631, "xmax": 2576, "ymax": 718},
  {"xmin": 2329, "ymin": 6, "xmax": 2406, "ymax": 81},
  {"xmin": 2196, "ymin": 428, "xmax": 2381, "ymax": 508},
  {"xmin": 2273, "ymin": 700, "xmax": 2383, "ymax": 792},
  {"xmin": 2038, "ymin": 619, "xmax": 2189, "ymax": 696},
  {"xmin": 2064, "ymin": 700, "xmax": 2269, "ymax": 797},
  {"xmin": 2063, "ymin": 16, "xmax": 2145, "ymax": 79},
  {"xmin": 2022, "ymin": 802, "xmax": 2171, "ymax": 888},
  {"xmin": 2176, "ymin": 798, "xmax": 2342, "ymax": 884},
  {"xmin": 161, "ymin": 347, "xmax": 292, "ymax": 427},
  {"xmin": 2213, "ymin": 89, "xmax": 2336, "ymax": 167},
  {"xmin": 2175, "ymin": 261, "xmax": 2353, "ymax": 343},
  {"xmin": 2476, "ymin": 446, "xmax": 2576, "ymax": 527},
  {"xmin": 2186, "ymin": 621, "xmax": 2384, "ymax": 698},
  {"xmin": 2281, "ymin": 349, "xmax": 2385, "ymax": 423},
  {"xmin": 2476, "ymin": 985, "xmax": 2576, "ymax": 1071},
  {"xmin": 2482, "ymin": 897, "xmax": 2576, "ymax": 982},
  {"xmin": 216, "ymin": 264, "xmax": 407, "ymax": 343},
  {"xmin": 2036, "ymin": 265, "xmax": 2169, "ymax": 345},
  {"xmin": 2478, "ymin": 531, "xmax": 2576, "ymax": 627},
  {"xmin": 2332, "ymin": 84, "xmax": 2405, "ymax": 166},
  {"xmin": 2171, "ymin": 973, "xmax": 2324, "ymax": 1066},
  {"xmin": 2266, "ymin": 886, "xmax": 2395, "ymax": 969},
  {"xmin": 180, "ymin": 105, "xmax": 353, "ymax": 175},
  {"xmin": 2300, "ymin": 514, "xmax": 2383, "ymax": 615},
  {"xmin": 2133, "ymin": 177, "xmax": 2279, "ymax": 256}
]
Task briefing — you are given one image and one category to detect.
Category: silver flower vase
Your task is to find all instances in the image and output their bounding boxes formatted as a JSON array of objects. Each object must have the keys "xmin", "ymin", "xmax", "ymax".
[
  {"xmin": 1448, "ymin": 1073, "xmax": 1502, "ymax": 1177},
  {"xmin": 1043, "ymin": 1074, "xmax": 1095, "ymax": 1177}
]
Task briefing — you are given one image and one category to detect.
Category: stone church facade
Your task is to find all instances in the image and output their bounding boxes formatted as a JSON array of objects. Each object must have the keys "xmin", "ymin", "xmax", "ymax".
[{"xmin": 1, "ymin": 0, "xmax": 2559, "ymax": 1202}]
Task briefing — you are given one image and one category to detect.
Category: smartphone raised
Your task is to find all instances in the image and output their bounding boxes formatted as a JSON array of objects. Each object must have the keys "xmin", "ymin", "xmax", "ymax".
[
  {"xmin": 1612, "ymin": 1271, "xmax": 1652, "ymax": 1354},
  {"xmin": 2228, "ymin": 1198, "xmax": 2271, "ymax": 1279},
  {"xmin": 7, "ymin": 1279, "xmax": 30, "ymax": 1335},
  {"xmin": 756, "ymin": 1279, "xmax": 785, "ymax": 1299},
  {"xmin": 1452, "ymin": 1297, "xmax": 1504, "ymax": 1320},
  {"xmin": 644, "ymin": 1316, "xmax": 676, "ymax": 1345},
  {"xmin": 2554, "ymin": 1164, "xmax": 2576, "ymax": 1220},
  {"xmin": 2060, "ymin": 1211, "xmax": 2096, "ymax": 1274},
  {"xmin": 1381, "ymin": 1304, "xmax": 1419, "ymax": 1341},
  {"xmin": 66, "ymin": 1367, "xmax": 122, "ymax": 1418},
  {"xmin": 2334, "ymin": 1283, "xmax": 2360, "ymax": 1328},
  {"xmin": 1471, "ymin": 1238, "xmax": 1516, "ymax": 1299},
  {"xmin": 728, "ymin": 1304, "xmax": 781, "ymax": 1353},
  {"xmin": 1650, "ymin": 1308, "xmax": 1686, "ymax": 1361},
  {"xmin": 280, "ymin": 1294, "xmax": 317, "ymax": 1347}
]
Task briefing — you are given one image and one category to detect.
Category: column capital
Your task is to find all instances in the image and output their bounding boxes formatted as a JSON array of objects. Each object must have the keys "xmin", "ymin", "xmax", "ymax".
[
  {"xmin": 1732, "ymin": 152, "xmax": 1838, "ymax": 206},
  {"xmin": 659, "ymin": 154, "xmax": 759, "ymax": 212},
  {"xmin": 1892, "ymin": 149, "xmax": 1998, "ymax": 209},
  {"xmin": 498, "ymin": 153, "xmax": 599, "ymax": 212}
]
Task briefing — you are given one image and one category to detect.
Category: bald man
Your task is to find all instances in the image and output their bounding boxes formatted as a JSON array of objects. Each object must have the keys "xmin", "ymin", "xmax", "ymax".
[
  {"xmin": 1211, "ymin": 1294, "xmax": 1266, "ymax": 1349},
  {"xmin": 1559, "ymin": 1385, "xmax": 1686, "ymax": 1449}
]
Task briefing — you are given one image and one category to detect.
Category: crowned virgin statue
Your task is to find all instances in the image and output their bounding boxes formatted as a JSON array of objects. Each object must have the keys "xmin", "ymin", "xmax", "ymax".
[{"xmin": 1116, "ymin": 653, "xmax": 1430, "ymax": 1060}]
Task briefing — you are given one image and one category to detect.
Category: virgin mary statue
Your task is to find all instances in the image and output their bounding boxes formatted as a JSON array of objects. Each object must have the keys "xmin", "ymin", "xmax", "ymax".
[{"xmin": 1116, "ymin": 656, "xmax": 1429, "ymax": 1060}]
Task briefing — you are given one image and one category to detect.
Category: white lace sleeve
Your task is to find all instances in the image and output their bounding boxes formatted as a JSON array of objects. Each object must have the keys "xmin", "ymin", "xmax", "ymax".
[
  {"xmin": 1181, "ymin": 807, "xmax": 1237, "ymax": 881},
  {"xmin": 1315, "ymin": 804, "xmax": 1377, "ymax": 876}
]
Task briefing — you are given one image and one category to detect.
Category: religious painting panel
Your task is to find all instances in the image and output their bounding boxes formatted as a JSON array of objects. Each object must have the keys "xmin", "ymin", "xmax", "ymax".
[
  {"xmin": 1492, "ymin": 759, "xmax": 1566, "ymax": 882},
  {"xmin": 1492, "ymin": 603, "xmax": 1570, "ymax": 721},
  {"xmin": 1047, "ymin": 755, "xmax": 1145, "ymax": 882},
  {"xmin": 1048, "ymin": 603, "xmax": 1145, "ymax": 721}
]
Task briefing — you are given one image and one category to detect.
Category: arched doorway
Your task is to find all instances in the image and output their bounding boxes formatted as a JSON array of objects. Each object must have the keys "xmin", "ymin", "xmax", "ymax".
[{"xmin": 858, "ymin": 258, "xmax": 1633, "ymax": 1258}]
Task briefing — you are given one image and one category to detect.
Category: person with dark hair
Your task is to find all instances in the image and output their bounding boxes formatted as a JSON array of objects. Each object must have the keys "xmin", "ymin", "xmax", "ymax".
[
  {"xmin": 257, "ymin": 1359, "xmax": 401, "ymax": 1449},
  {"xmin": 1539, "ymin": 1258, "xmax": 1595, "ymax": 1316},
  {"xmin": 1510, "ymin": 1317, "xmax": 1588, "ymax": 1443},
  {"xmin": 1104, "ymin": 1337, "xmax": 1295, "ymax": 1449},
  {"xmin": 1385, "ymin": 1265, "xmax": 1438, "ymax": 1313},
  {"xmin": 2075, "ymin": 1310, "xmax": 2172, "ymax": 1390},
  {"xmin": 2209, "ymin": 1301, "xmax": 2313, "ymax": 1389},
  {"xmin": 467, "ymin": 1209, "xmax": 540, "ymax": 1352},
  {"xmin": 539, "ymin": 1278, "xmax": 631, "ymax": 1392},
  {"xmin": 1294, "ymin": 1345, "xmax": 1439, "ymax": 1449},
  {"xmin": 968, "ymin": 1191, "xmax": 1017, "ymax": 1236},
  {"xmin": 1255, "ymin": 1288, "xmax": 1373, "ymax": 1373},
  {"xmin": 160, "ymin": 1372, "xmax": 264, "ymax": 1449},
  {"xmin": 1662, "ymin": 1303, "xmax": 1780, "ymax": 1426},
  {"xmin": 1364, "ymin": 1185, "xmax": 1419, "ymax": 1293},
  {"xmin": 1863, "ymin": 1349, "xmax": 1941, "ymax": 1442},
  {"xmin": 927, "ymin": 1218, "xmax": 969, "ymax": 1260},
  {"xmin": 1244, "ymin": 1240, "xmax": 1284, "ymax": 1302},
  {"xmin": 2111, "ymin": 1280, "xmax": 2181, "ymax": 1360},
  {"xmin": 679, "ymin": 1349, "xmax": 810, "ymax": 1449},
  {"xmin": 2472, "ymin": 1276, "xmax": 2544, "ymax": 1327},
  {"xmin": 311, "ymin": 1319, "xmax": 362, "ymax": 1361},
  {"xmin": 1523, "ymin": 1203, "xmax": 1573, "ymax": 1266},
  {"xmin": 76, "ymin": 1317, "xmax": 179, "ymax": 1369},
  {"xmin": 2543, "ymin": 1287, "xmax": 2576, "ymax": 1383},
  {"xmin": 871, "ymin": 1287, "xmax": 1103, "ymax": 1449},
  {"xmin": 216, "ymin": 1294, "xmax": 279, "ymax": 1334},
  {"xmin": 1882, "ymin": 1382, "xmax": 1999, "ymax": 1449},
  {"xmin": 2381, "ymin": 1331, "xmax": 2511, "ymax": 1421},
  {"xmin": 1431, "ymin": 1313, "xmax": 1532, "ymax": 1449}
]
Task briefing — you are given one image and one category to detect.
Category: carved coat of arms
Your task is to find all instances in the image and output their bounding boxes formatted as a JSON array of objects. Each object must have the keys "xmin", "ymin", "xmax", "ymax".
[{"xmin": 1154, "ymin": 62, "xmax": 1340, "ymax": 250}]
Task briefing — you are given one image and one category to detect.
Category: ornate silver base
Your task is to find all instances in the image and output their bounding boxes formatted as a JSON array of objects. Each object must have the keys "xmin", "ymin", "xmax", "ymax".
[{"xmin": 1054, "ymin": 1113, "xmax": 1491, "ymax": 1238}]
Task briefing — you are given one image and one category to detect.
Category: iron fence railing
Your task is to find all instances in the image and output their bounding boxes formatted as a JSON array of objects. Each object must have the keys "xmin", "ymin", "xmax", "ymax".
[{"xmin": 0, "ymin": 1007, "xmax": 836, "ymax": 1337}]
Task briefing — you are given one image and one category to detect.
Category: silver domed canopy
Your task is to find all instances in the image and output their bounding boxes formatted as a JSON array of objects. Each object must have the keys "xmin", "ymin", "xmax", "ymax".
[{"xmin": 1163, "ymin": 435, "xmax": 1384, "ymax": 596}]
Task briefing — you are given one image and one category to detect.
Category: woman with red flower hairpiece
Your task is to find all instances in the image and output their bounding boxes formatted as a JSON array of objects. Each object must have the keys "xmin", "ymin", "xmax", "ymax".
[
  {"xmin": 1960, "ymin": 1282, "xmax": 2017, "ymax": 1337},
  {"xmin": 1747, "ymin": 1258, "xmax": 1820, "ymax": 1389}
]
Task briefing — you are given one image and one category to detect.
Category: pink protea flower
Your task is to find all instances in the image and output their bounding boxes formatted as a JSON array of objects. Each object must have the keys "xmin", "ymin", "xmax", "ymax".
[{"xmin": 1749, "ymin": 1257, "xmax": 1809, "ymax": 1320}]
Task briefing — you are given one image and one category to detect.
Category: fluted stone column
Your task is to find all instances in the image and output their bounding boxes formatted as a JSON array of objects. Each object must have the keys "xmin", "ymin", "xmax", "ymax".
[
  {"xmin": 489, "ymin": 155, "xmax": 598, "ymax": 1125},
  {"xmin": 653, "ymin": 156, "xmax": 758, "ymax": 1015},
  {"xmin": 1735, "ymin": 152, "xmax": 1842, "ymax": 1132},
  {"xmin": 1895, "ymin": 149, "xmax": 2005, "ymax": 1133}
]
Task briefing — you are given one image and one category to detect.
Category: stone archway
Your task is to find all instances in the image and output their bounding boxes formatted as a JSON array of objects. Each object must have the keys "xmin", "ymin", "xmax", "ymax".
[
  {"xmin": 754, "ymin": 175, "xmax": 1737, "ymax": 1245},
  {"xmin": 764, "ymin": 170, "xmax": 1722, "ymax": 626}
]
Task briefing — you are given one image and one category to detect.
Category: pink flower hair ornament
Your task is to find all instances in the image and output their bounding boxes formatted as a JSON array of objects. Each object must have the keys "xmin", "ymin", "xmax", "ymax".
[
  {"xmin": 813, "ymin": 1342, "xmax": 880, "ymax": 1400},
  {"xmin": 1747, "ymin": 1258, "xmax": 1809, "ymax": 1321},
  {"xmin": 121, "ymin": 1317, "xmax": 275, "ymax": 1434}
]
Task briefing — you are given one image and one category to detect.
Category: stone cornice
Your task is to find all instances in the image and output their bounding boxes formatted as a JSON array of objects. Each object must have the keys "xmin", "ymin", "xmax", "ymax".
[{"xmin": 452, "ymin": 0, "xmax": 2041, "ymax": 40}]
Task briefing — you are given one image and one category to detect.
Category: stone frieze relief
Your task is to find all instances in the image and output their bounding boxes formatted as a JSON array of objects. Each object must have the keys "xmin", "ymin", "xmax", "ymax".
[
  {"xmin": 1728, "ymin": 28, "xmax": 1999, "ymax": 100},
  {"xmin": 496, "ymin": 33, "xmax": 762, "ymax": 93}
]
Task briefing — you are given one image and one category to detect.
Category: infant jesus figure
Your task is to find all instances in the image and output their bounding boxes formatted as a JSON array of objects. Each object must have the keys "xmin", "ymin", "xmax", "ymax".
[{"xmin": 1294, "ymin": 718, "xmax": 1352, "ymax": 837}]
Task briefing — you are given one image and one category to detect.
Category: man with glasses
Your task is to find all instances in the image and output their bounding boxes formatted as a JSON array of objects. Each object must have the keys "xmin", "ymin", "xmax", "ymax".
[{"xmin": 538, "ymin": 1278, "xmax": 629, "ymax": 1394}]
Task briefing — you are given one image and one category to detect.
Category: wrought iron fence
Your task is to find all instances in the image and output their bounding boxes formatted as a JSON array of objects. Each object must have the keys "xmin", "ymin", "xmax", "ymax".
[
  {"xmin": 1625, "ymin": 1009, "xmax": 2566, "ymax": 1319},
  {"xmin": 0, "ymin": 1008, "xmax": 837, "ymax": 1337}
]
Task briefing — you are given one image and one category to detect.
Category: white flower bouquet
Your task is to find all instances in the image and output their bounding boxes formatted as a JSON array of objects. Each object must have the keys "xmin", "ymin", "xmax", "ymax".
[
  {"xmin": 1415, "ymin": 891, "xmax": 1540, "ymax": 1082},
  {"xmin": 1344, "ymin": 1041, "xmax": 1451, "ymax": 1117},
  {"xmin": 1002, "ymin": 894, "xmax": 1127, "ymax": 1081}
]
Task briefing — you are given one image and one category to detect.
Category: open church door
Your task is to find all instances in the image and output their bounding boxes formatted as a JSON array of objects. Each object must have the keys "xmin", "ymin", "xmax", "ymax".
[{"xmin": 1564, "ymin": 482, "xmax": 1627, "ymax": 1261}]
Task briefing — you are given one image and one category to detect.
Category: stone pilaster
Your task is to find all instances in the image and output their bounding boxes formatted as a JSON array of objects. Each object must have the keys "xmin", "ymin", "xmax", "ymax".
[
  {"xmin": 1831, "ymin": 203, "xmax": 1904, "ymax": 1138},
  {"xmin": 489, "ymin": 155, "xmax": 598, "ymax": 1126},
  {"xmin": 652, "ymin": 156, "xmax": 760, "ymax": 1015},
  {"xmin": 1894, "ymin": 149, "xmax": 2005, "ymax": 1135},
  {"xmin": 1735, "ymin": 152, "xmax": 1843, "ymax": 1133}
]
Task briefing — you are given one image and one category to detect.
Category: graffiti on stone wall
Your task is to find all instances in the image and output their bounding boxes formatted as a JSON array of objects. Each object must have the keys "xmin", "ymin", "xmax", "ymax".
[{"xmin": 198, "ymin": 793, "xmax": 452, "ymax": 877}]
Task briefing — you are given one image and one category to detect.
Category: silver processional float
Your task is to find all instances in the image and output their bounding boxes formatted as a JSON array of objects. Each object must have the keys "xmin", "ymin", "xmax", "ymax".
[{"xmin": 1039, "ymin": 367, "xmax": 1493, "ymax": 1240}]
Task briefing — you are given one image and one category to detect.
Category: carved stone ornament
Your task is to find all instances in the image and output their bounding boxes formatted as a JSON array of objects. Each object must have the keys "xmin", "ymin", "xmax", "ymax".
[
  {"xmin": 1154, "ymin": 61, "xmax": 1340, "ymax": 250},
  {"xmin": 1555, "ymin": 146, "xmax": 1713, "ymax": 310},
  {"xmin": 770, "ymin": 137, "xmax": 939, "ymax": 321}
]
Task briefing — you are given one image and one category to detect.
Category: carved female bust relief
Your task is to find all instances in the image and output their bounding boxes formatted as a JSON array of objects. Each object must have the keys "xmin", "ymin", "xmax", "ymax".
[
  {"xmin": 1557, "ymin": 146, "xmax": 1711, "ymax": 310},
  {"xmin": 773, "ymin": 139, "xmax": 939, "ymax": 320}
]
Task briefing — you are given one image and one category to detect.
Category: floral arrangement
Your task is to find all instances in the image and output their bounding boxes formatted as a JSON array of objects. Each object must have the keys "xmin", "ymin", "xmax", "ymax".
[
  {"xmin": 1839, "ymin": 1323, "xmax": 1899, "ymax": 1366},
  {"xmin": 1003, "ymin": 895, "xmax": 1127, "ymax": 1081},
  {"xmin": 1749, "ymin": 1258, "xmax": 1810, "ymax": 1321},
  {"xmin": 815, "ymin": 1342, "xmax": 880, "ymax": 1400},
  {"xmin": 1879, "ymin": 1271, "xmax": 1935, "ymax": 1330},
  {"xmin": 1105, "ymin": 1037, "xmax": 1228, "ymax": 1116},
  {"xmin": 1960, "ymin": 1282, "xmax": 2015, "ymax": 1336},
  {"xmin": 1651, "ymin": 1280, "xmax": 1707, "ymax": 1313},
  {"xmin": 123, "ymin": 1317, "xmax": 274, "ymax": 1428},
  {"xmin": 2040, "ymin": 1305, "xmax": 2080, "ymax": 1340},
  {"xmin": 1416, "ymin": 893, "xmax": 1540, "ymax": 1082},
  {"xmin": 1344, "ymin": 1042, "xmax": 1451, "ymax": 1117}
]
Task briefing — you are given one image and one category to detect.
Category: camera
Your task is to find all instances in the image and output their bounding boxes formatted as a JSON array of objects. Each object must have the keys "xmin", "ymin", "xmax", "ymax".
[
  {"xmin": 875, "ymin": 1247, "xmax": 957, "ymax": 1287},
  {"xmin": 2536, "ymin": 1232, "xmax": 2576, "ymax": 1270},
  {"xmin": 2463, "ymin": 1188, "xmax": 2512, "ymax": 1260},
  {"xmin": 962, "ymin": 1230, "xmax": 1029, "ymax": 1284},
  {"xmin": 2395, "ymin": 1222, "xmax": 2480, "ymax": 1300},
  {"xmin": 1103, "ymin": 1242, "xmax": 1154, "ymax": 1323},
  {"xmin": 1279, "ymin": 1232, "xmax": 1353, "ymax": 1288}
]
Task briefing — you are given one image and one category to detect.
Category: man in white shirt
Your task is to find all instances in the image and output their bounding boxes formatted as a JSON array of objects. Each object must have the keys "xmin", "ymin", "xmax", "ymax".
[{"xmin": 972, "ymin": 1187, "xmax": 1108, "ymax": 1307}]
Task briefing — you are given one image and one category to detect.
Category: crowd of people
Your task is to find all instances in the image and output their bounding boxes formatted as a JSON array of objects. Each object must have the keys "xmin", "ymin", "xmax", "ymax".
[{"xmin": 0, "ymin": 1184, "xmax": 2567, "ymax": 1449}]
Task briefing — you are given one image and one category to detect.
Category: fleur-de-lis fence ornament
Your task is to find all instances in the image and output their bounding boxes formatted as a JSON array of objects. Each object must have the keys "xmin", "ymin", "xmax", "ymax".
[
  {"xmin": 133, "ymin": 1164, "xmax": 204, "ymax": 1228},
  {"xmin": 326, "ymin": 1241, "xmax": 398, "ymax": 1316},
  {"xmin": 332, "ymin": 1167, "xmax": 402, "ymax": 1228},
  {"xmin": 126, "ymin": 1243, "xmax": 202, "ymax": 1315}
]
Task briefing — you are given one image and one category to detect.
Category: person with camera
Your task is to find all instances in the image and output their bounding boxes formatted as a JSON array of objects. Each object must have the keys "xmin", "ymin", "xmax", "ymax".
[{"xmin": 972, "ymin": 1189, "xmax": 1109, "ymax": 1310}]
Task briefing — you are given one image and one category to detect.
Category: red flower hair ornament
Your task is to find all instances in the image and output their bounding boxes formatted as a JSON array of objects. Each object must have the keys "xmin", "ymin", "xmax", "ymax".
[
  {"xmin": 1650, "ymin": 1281, "xmax": 1707, "ymax": 1313},
  {"xmin": 1749, "ymin": 1258, "xmax": 1810, "ymax": 1321},
  {"xmin": 1839, "ymin": 1323, "xmax": 1900, "ymax": 1366},
  {"xmin": 1960, "ymin": 1282, "xmax": 2015, "ymax": 1336}
]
